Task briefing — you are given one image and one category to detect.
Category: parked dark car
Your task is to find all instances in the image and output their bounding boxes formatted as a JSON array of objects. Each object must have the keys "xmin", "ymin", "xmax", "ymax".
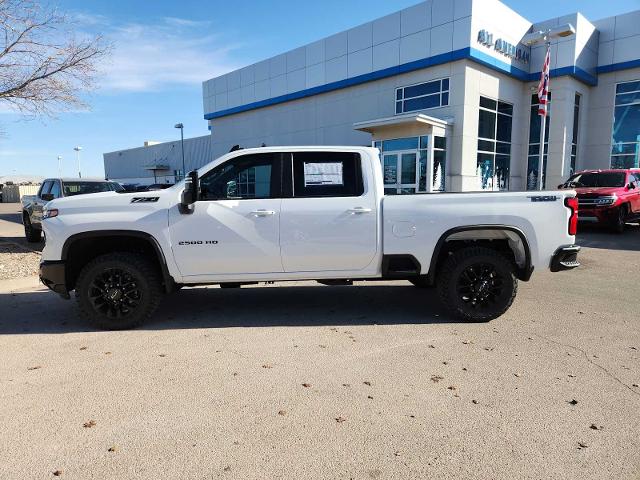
[{"xmin": 21, "ymin": 178, "xmax": 123, "ymax": 242}]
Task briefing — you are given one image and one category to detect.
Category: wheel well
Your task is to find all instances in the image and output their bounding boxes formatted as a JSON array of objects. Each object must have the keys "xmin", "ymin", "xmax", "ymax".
[
  {"xmin": 64, "ymin": 234, "xmax": 171, "ymax": 292},
  {"xmin": 427, "ymin": 227, "xmax": 532, "ymax": 283}
]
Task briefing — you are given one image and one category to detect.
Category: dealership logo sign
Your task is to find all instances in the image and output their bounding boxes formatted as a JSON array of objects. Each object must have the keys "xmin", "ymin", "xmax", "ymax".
[{"xmin": 477, "ymin": 30, "xmax": 530, "ymax": 64}]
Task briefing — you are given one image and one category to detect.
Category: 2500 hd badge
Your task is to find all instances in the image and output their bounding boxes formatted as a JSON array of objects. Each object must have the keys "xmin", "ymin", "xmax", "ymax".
[{"xmin": 178, "ymin": 240, "xmax": 218, "ymax": 245}]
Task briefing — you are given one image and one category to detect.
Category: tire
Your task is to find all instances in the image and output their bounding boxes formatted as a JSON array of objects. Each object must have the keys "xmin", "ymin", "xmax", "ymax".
[
  {"xmin": 436, "ymin": 246, "xmax": 517, "ymax": 322},
  {"xmin": 23, "ymin": 215, "xmax": 42, "ymax": 243},
  {"xmin": 409, "ymin": 276, "xmax": 433, "ymax": 288},
  {"xmin": 612, "ymin": 205, "xmax": 628, "ymax": 234},
  {"xmin": 75, "ymin": 253, "xmax": 162, "ymax": 330}
]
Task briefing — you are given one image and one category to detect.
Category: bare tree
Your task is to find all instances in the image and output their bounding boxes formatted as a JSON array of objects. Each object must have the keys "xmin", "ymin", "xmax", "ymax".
[{"xmin": 0, "ymin": 0, "xmax": 111, "ymax": 116}]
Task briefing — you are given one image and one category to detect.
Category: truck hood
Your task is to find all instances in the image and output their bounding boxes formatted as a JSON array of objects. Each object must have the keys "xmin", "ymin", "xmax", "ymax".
[{"xmin": 47, "ymin": 189, "xmax": 176, "ymax": 212}]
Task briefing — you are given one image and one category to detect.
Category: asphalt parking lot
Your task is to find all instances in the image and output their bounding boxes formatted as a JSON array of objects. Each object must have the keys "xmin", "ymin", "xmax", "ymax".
[{"xmin": 0, "ymin": 202, "xmax": 639, "ymax": 479}]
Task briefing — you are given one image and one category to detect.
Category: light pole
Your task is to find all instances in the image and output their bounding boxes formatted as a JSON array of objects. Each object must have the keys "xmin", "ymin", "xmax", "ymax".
[
  {"xmin": 522, "ymin": 24, "xmax": 575, "ymax": 190},
  {"xmin": 73, "ymin": 146, "xmax": 82, "ymax": 178},
  {"xmin": 57, "ymin": 156, "xmax": 62, "ymax": 177},
  {"xmin": 174, "ymin": 123, "xmax": 185, "ymax": 181}
]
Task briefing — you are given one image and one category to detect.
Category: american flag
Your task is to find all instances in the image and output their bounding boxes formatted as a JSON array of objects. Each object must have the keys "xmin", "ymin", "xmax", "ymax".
[{"xmin": 537, "ymin": 45, "xmax": 551, "ymax": 116}]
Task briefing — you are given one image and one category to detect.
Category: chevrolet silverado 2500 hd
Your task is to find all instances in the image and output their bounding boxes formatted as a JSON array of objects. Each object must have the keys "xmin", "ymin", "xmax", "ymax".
[{"xmin": 39, "ymin": 147, "xmax": 580, "ymax": 329}]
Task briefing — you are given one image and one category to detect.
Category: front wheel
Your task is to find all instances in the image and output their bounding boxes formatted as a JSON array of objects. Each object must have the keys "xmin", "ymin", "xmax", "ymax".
[
  {"xmin": 612, "ymin": 205, "xmax": 628, "ymax": 234},
  {"xmin": 76, "ymin": 253, "xmax": 163, "ymax": 330},
  {"xmin": 23, "ymin": 216, "xmax": 42, "ymax": 243},
  {"xmin": 436, "ymin": 246, "xmax": 517, "ymax": 322}
]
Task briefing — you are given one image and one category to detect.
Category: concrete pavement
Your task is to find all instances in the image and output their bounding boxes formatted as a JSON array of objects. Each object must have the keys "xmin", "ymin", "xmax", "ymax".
[{"xmin": 0, "ymin": 203, "xmax": 639, "ymax": 479}]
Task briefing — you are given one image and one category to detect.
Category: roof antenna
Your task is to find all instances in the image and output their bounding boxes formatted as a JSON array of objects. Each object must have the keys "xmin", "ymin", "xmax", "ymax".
[{"xmin": 229, "ymin": 145, "xmax": 242, "ymax": 152}]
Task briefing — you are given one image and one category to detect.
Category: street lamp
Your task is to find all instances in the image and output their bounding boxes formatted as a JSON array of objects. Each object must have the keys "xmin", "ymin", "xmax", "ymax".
[
  {"xmin": 522, "ymin": 24, "xmax": 575, "ymax": 190},
  {"xmin": 174, "ymin": 123, "xmax": 185, "ymax": 181},
  {"xmin": 57, "ymin": 156, "xmax": 62, "ymax": 177},
  {"xmin": 73, "ymin": 146, "xmax": 82, "ymax": 178}
]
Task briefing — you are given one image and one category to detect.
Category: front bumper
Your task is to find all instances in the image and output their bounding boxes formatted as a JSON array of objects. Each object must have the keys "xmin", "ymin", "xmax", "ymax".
[
  {"xmin": 39, "ymin": 260, "xmax": 70, "ymax": 299},
  {"xmin": 578, "ymin": 205, "xmax": 619, "ymax": 224},
  {"xmin": 550, "ymin": 245, "xmax": 581, "ymax": 272}
]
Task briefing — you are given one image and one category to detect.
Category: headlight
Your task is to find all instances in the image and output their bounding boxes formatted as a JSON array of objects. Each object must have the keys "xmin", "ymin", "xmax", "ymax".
[
  {"xmin": 594, "ymin": 195, "xmax": 616, "ymax": 205},
  {"xmin": 43, "ymin": 208, "xmax": 59, "ymax": 219}
]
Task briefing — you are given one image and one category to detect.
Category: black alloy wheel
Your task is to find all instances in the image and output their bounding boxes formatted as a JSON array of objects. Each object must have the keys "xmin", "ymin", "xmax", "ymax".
[
  {"xmin": 437, "ymin": 246, "xmax": 517, "ymax": 322},
  {"xmin": 76, "ymin": 253, "xmax": 162, "ymax": 330},
  {"xmin": 88, "ymin": 268, "xmax": 143, "ymax": 319}
]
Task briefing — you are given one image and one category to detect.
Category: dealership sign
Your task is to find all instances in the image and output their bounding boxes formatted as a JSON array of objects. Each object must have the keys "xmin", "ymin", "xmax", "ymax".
[{"xmin": 477, "ymin": 29, "xmax": 530, "ymax": 64}]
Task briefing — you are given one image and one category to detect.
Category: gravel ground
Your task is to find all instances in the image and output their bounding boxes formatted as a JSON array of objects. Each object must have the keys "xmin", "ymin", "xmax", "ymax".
[{"xmin": 0, "ymin": 240, "xmax": 41, "ymax": 280}]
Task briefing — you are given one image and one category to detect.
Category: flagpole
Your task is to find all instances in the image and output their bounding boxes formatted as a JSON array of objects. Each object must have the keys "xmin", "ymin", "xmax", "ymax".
[
  {"xmin": 538, "ymin": 103, "xmax": 547, "ymax": 191},
  {"xmin": 538, "ymin": 41, "xmax": 550, "ymax": 191}
]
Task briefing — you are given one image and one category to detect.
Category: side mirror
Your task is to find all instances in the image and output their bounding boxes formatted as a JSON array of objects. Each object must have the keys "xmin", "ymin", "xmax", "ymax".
[
  {"xmin": 180, "ymin": 170, "xmax": 199, "ymax": 213},
  {"xmin": 41, "ymin": 193, "xmax": 54, "ymax": 201},
  {"xmin": 557, "ymin": 184, "xmax": 564, "ymax": 189},
  {"xmin": 628, "ymin": 183, "xmax": 636, "ymax": 190}
]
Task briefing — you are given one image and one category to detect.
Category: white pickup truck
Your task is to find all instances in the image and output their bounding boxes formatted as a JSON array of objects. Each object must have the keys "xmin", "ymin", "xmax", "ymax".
[{"xmin": 39, "ymin": 146, "xmax": 580, "ymax": 329}]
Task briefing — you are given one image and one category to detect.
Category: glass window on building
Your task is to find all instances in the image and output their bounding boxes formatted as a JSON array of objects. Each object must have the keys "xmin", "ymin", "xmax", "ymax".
[
  {"xmin": 376, "ymin": 135, "xmax": 445, "ymax": 194},
  {"xmin": 396, "ymin": 78, "xmax": 449, "ymax": 114},
  {"xmin": 476, "ymin": 96, "xmax": 512, "ymax": 190},
  {"xmin": 433, "ymin": 136, "xmax": 446, "ymax": 192},
  {"xmin": 527, "ymin": 92, "xmax": 551, "ymax": 190},
  {"xmin": 570, "ymin": 93, "xmax": 580, "ymax": 176},
  {"xmin": 611, "ymin": 80, "xmax": 640, "ymax": 169}
]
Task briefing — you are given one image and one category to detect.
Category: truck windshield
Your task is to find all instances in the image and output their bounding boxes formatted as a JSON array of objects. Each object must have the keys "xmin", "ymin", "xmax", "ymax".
[
  {"xmin": 63, "ymin": 181, "xmax": 121, "ymax": 196},
  {"xmin": 564, "ymin": 172, "xmax": 626, "ymax": 188}
]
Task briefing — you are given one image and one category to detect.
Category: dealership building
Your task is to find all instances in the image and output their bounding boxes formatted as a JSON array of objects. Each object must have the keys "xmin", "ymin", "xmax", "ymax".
[{"xmin": 104, "ymin": 0, "xmax": 640, "ymax": 192}]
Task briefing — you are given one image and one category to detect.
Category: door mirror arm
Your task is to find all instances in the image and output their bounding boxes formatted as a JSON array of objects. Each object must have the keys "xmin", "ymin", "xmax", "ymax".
[{"xmin": 179, "ymin": 170, "xmax": 199, "ymax": 214}]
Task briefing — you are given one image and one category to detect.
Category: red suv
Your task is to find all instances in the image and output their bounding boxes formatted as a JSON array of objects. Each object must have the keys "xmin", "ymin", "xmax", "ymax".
[{"xmin": 559, "ymin": 169, "xmax": 640, "ymax": 233}]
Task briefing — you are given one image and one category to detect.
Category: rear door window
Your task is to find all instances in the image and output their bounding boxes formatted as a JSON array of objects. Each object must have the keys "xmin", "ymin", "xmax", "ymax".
[{"xmin": 289, "ymin": 152, "xmax": 364, "ymax": 198}]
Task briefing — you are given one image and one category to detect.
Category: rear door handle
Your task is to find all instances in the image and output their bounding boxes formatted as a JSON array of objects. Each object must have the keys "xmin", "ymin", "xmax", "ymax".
[
  {"xmin": 348, "ymin": 207, "xmax": 372, "ymax": 214},
  {"xmin": 251, "ymin": 209, "xmax": 275, "ymax": 217}
]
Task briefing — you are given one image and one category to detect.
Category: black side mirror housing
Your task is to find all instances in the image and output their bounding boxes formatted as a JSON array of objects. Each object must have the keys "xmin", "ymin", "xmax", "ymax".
[
  {"xmin": 180, "ymin": 170, "xmax": 199, "ymax": 213},
  {"xmin": 41, "ymin": 193, "xmax": 54, "ymax": 201},
  {"xmin": 628, "ymin": 183, "xmax": 636, "ymax": 190},
  {"xmin": 557, "ymin": 184, "xmax": 564, "ymax": 189}
]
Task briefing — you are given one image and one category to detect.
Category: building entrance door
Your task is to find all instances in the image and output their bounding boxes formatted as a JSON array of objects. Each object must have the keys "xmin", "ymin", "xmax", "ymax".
[{"xmin": 382, "ymin": 150, "xmax": 420, "ymax": 194}]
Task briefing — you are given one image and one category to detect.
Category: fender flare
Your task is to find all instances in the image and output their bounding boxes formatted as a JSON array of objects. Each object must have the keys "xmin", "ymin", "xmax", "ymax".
[
  {"xmin": 426, "ymin": 225, "xmax": 533, "ymax": 283},
  {"xmin": 62, "ymin": 230, "xmax": 174, "ymax": 292}
]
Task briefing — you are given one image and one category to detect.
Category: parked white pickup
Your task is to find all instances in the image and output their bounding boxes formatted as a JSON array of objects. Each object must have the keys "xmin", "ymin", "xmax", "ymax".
[{"xmin": 39, "ymin": 146, "xmax": 580, "ymax": 329}]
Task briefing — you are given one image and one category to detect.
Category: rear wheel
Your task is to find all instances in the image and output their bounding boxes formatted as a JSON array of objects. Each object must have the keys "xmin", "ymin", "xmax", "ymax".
[
  {"xmin": 612, "ymin": 204, "xmax": 628, "ymax": 234},
  {"xmin": 23, "ymin": 215, "xmax": 42, "ymax": 243},
  {"xmin": 76, "ymin": 253, "xmax": 162, "ymax": 330},
  {"xmin": 437, "ymin": 246, "xmax": 517, "ymax": 322}
]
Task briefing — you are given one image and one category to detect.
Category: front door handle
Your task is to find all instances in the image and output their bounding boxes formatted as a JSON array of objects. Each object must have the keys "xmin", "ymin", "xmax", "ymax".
[
  {"xmin": 348, "ymin": 207, "xmax": 372, "ymax": 214},
  {"xmin": 251, "ymin": 209, "xmax": 275, "ymax": 217}
]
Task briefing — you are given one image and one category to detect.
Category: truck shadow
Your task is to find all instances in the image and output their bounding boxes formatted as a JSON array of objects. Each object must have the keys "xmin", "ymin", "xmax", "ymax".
[
  {"xmin": 0, "ymin": 284, "xmax": 457, "ymax": 335},
  {"xmin": 0, "ymin": 237, "xmax": 44, "ymax": 252},
  {"xmin": 0, "ymin": 213, "xmax": 22, "ymax": 225},
  {"xmin": 577, "ymin": 222, "xmax": 640, "ymax": 252}
]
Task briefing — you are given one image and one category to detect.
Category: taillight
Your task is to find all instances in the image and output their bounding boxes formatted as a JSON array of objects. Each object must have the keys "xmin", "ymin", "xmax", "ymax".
[{"xmin": 565, "ymin": 197, "xmax": 578, "ymax": 236}]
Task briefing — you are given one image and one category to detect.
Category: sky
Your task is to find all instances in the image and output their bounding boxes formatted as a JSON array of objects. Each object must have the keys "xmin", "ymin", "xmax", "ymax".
[{"xmin": 1, "ymin": 0, "xmax": 639, "ymax": 179}]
